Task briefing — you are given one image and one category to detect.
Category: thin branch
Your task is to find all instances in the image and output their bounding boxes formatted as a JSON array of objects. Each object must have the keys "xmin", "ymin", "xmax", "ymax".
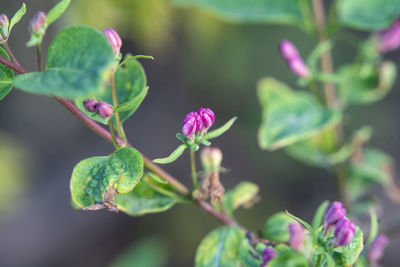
[
  {"xmin": 3, "ymin": 42, "xmax": 21, "ymax": 66},
  {"xmin": 0, "ymin": 56, "xmax": 27, "ymax": 74}
]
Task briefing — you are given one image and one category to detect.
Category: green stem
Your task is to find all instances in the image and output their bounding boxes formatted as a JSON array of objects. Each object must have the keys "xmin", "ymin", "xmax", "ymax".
[
  {"xmin": 2, "ymin": 42, "xmax": 20, "ymax": 66},
  {"xmin": 108, "ymin": 118, "xmax": 119, "ymax": 149},
  {"xmin": 315, "ymin": 254, "xmax": 322, "ymax": 267},
  {"xmin": 190, "ymin": 149, "xmax": 198, "ymax": 189},
  {"xmin": 110, "ymin": 73, "xmax": 127, "ymax": 143}
]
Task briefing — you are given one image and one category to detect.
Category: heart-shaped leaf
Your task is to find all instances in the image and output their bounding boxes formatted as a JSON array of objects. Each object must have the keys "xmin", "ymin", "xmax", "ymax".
[
  {"xmin": 258, "ymin": 78, "xmax": 341, "ymax": 150},
  {"xmin": 70, "ymin": 147, "xmax": 143, "ymax": 211},
  {"xmin": 0, "ymin": 47, "xmax": 13, "ymax": 100},
  {"xmin": 262, "ymin": 212, "xmax": 296, "ymax": 242},
  {"xmin": 14, "ymin": 26, "xmax": 115, "ymax": 99}
]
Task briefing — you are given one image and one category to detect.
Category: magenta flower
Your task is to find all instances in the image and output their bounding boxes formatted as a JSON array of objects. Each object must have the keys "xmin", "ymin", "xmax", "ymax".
[
  {"xmin": 198, "ymin": 108, "xmax": 215, "ymax": 134},
  {"xmin": 289, "ymin": 58, "xmax": 309, "ymax": 78},
  {"xmin": 288, "ymin": 223, "xmax": 304, "ymax": 252},
  {"xmin": 377, "ymin": 20, "xmax": 400, "ymax": 54},
  {"xmin": 261, "ymin": 247, "xmax": 277, "ymax": 267},
  {"xmin": 324, "ymin": 201, "xmax": 346, "ymax": 232},
  {"xmin": 83, "ymin": 99, "xmax": 99, "ymax": 113},
  {"xmin": 367, "ymin": 234, "xmax": 389, "ymax": 262},
  {"xmin": 29, "ymin": 11, "xmax": 47, "ymax": 34},
  {"xmin": 182, "ymin": 112, "xmax": 202, "ymax": 140},
  {"xmin": 96, "ymin": 102, "xmax": 113, "ymax": 118},
  {"xmin": 280, "ymin": 40, "xmax": 299, "ymax": 60},
  {"xmin": 0, "ymin": 14, "xmax": 9, "ymax": 40},
  {"xmin": 104, "ymin": 28, "xmax": 122, "ymax": 57},
  {"xmin": 334, "ymin": 218, "xmax": 356, "ymax": 247}
]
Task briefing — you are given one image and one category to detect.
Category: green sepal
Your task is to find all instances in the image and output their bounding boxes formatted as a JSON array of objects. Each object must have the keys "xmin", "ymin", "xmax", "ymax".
[
  {"xmin": 202, "ymin": 117, "xmax": 237, "ymax": 140},
  {"xmin": 153, "ymin": 144, "xmax": 187, "ymax": 164},
  {"xmin": 286, "ymin": 210, "xmax": 313, "ymax": 232},
  {"xmin": 5, "ymin": 3, "xmax": 26, "ymax": 42},
  {"xmin": 312, "ymin": 201, "xmax": 329, "ymax": 230}
]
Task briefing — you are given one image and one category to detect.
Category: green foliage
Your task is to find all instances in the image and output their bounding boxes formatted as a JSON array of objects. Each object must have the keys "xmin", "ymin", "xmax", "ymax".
[
  {"xmin": 153, "ymin": 144, "xmax": 187, "ymax": 164},
  {"xmin": 203, "ymin": 117, "xmax": 237, "ymax": 140},
  {"xmin": 14, "ymin": 26, "xmax": 115, "ymax": 99},
  {"xmin": 337, "ymin": 0, "xmax": 400, "ymax": 30},
  {"xmin": 218, "ymin": 181, "xmax": 259, "ymax": 217},
  {"xmin": 76, "ymin": 56, "xmax": 148, "ymax": 125},
  {"xmin": 338, "ymin": 62, "xmax": 396, "ymax": 107},
  {"xmin": 0, "ymin": 47, "xmax": 14, "ymax": 100},
  {"xmin": 110, "ymin": 237, "xmax": 169, "ymax": 267},
  {"xmin": 312, "ymin": 201, "xmax": 329, "ymax": 230},
  {"xmin": 332, "ymin": 227, "xmax": 364, "ymax": 266},
  {"xmin": 267, "ymin": 252, "xmax": 309, "ymax": 267},
  {"xmin": 195, "ymin": 226, "xmax": 243, "ymax": 267},
  {"xmin": 115, "ymin": 175, "xmax": 180, "ymax": 216},
  {"xmin": 5, "ymin": 3, "xmax": 26, "ymax": 41},
  {"xmin": 262, "ymin": 212, "xmax": 296, "ymax": 242},
  {"xmin": 70, "ymin": 147, "xmax": 143, "ymax": 209},
  {"xmin": 27, "ymin": 0, "xmax": 71, "ymax": 47},
  {"xmin": 173, "ymin": 0, "xmax": 308, "ymax": 27},
  {"xmin": 366, "ymin": 209, "xmax": 378, "ymax": 247},
  {"xmin": 258, "ymin": 78, "xmax": 341, "ymax": 150},
  {"xmin": 238, "ymin": 238, "xmax": 263, "ymax": 267}
]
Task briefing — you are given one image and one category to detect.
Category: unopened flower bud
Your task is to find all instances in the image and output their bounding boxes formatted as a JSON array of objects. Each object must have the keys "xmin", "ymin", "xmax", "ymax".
[
  {"xmin": 201, "ymin": 147, "xmax": 223, "ymax": 171},
  {"xmin": 104, "ymin": 28, "xmax": 122, "ymax": 57},
  {"xmin": 367, "ymin": 234, "xmax": 389, "ymax": 262},
  {"xmin": 198, "ymin": 108, "xmax": 215, "ymax": 134},
  {"xmin": 280, "ymin": 40, "xmax": 299, "ymax": 60},
  {"xmin": 261, "ymin": 247, "xmax": 277, "ymax": 267},
  {"xmin": 182, "ymin": 111, "xmax": 202, "ymax": 141},
  {"xmin": 29, "ymin": 11, "xmax": 47, "ymax": 34},
  {"xmin": 288, "ymin": 223, "xmax": 304, "ymax": 252},
  {"xmin": 96, "ymin": 102, "xmax": 113, "ymax": 118},
  {"xmin": 289, "ymin": 58, "xmax": 309, "ymax": 78},
  {"xmin": 0, "ymin": 14, "xmax": 9, "ymax": 40},
  {"xmin": 83, "ymin": 99, "xmax": 99, "ymax": 113},
  {"xmin": 324, "ymin": 201, "xmax": 346, "ymax": 232},
  {"xmin": 334, "ymin": 218, "xmax": 356, "ymax": 247},
  {"xmin": 377, "ymin": 19, "xmax": 400, "ymax": 54}
]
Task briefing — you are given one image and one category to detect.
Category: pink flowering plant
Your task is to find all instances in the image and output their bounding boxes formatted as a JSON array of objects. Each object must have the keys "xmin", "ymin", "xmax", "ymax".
[{"xmin": 0, "ymin": 0, "xmax": 398, "ymax": 266}]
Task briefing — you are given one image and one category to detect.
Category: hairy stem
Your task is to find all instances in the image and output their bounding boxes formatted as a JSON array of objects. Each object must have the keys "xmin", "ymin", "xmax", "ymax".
[
  {"xmin": 0, "ymin": 56, "xmax": 243, "ymax": 229},
  {"xmin": 190, "ymin": 149, "xmax": 198, "ymax": 189},
  {"xmin": 110, "ymin": 73, "xmax": 127, "ymax": 142},
  {"xmin": 312, "ymin": 0, "xmax": 348, "ymax": 207},
  {"xmin": 108, "ymin": 118, "xmax": 120, "ymax": 149}
]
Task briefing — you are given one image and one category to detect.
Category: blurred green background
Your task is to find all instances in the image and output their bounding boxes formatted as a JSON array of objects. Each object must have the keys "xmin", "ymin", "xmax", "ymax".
[{"xmin": 0, "ymin": 0, "xmax": 399, "ymax": 266}]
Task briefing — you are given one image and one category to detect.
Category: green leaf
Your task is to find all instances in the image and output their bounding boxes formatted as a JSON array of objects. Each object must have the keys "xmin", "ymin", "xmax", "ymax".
[
  {"xmin": 218, "ymin": 182, "xmax": 259, "ymax": 217},
  {"xmin": 312, "ymin": 201, "xmax": 329, "ymax": 230},
  {"xmin": 115, "ymin": 175, "xmax": 179, "ymax": 216},
  {"xmin": 195, "ymin": 226, "xmax": 243, "ymax": 267},
  {"xmin": 203, "ymin": 117, "xmax": 237, "ymax": 140},
  {"xmin": 267, "ymin": 252, "xmax": 309, "ymax": 267},
  {"xmin": 262, "ymin": 212, "xmax": 296, "ymax": 242},
  {"xmin": 76, "ymin": 56, "xmax": 148, "ymax": 125},
  {"xmin": 238, "ymin": 238, "xmax": 263, "ymax": 267},
  {"xmin": 366, "ymin": 208, "xmax": 378, "ymax": 247},
  {"xmin": 332, "ymin": 227, "xmax": 364, "ymax": 266},
  {"xmin": 70, "ymin": 147, "xmax": 144, "ymax": 210},
  {"xmin": 7, "ymin": 3, "xmax": 26, "ymax": 38},
  {"xmin": 258, "ymin": 78, "xmax": 341, "ymax": 150},
  {"xmin": 337, "ymin": 0, "xmax": 400, "ymax": 30},
  {"xmin": 47, "ymin": 0, "xmax": 71, "ymax": 25},
  {"xmin": 14, "ymin": 26, "xmax": 114, "ymax": 99},
  {"xmin": 285, "ymin": 211, "xmax": 313, "ymax": 232},
  {"xmin": 173, "ymin": 0, "xmax": 307, "ymax": 27},
  {"xmin": 0, "ymin": 47, "xmax": 14, "ymax": 100},
  {"xmin": 338, "ymin": 62, "xmax": 396, "ymax": 107},
  {"xmin": 153, "ymin": 144, "xmax": 187, "ymax": 164},
  {"xmin": 110, "ymin": 237, "xmax": 168, "ymax": 267}
]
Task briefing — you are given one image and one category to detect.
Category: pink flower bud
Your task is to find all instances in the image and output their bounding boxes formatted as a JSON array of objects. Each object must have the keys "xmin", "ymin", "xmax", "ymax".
[
  {"xmin": 377, "ymin": 19, "xmax": 400, "ymax": 54},
  {"xmin": 288, "ymin": 223, "xmax": 304, "ymax": 252},
  {"xmin": 198, "ymin": 108, "xmax": 215, "ymax": 133},
  {"xmin": 334, "ymin": 218, "xmax": 356, "ymax": 247},
  {"xmin": 261, "ymin": 247, "xmax": 277, "ymax": 267},
  {"xmin": 29, "ymin": 11, "xmax": 47, "ymax": 34},
  {"xmin": 289, "ymin": 58, "xmax": 309, "ymax": 78},
  {"xmin": 324, "ymin": 201, "xmax": 346, "ymax": 232},
  {"xmin": 182, "ymin": 111, "xmax": 202, "ymax": 140},
  {"xmin": 104, "ymin": 28, "xmax": 122, "ymax": 57},
  {"xmin": 83, "ymin": 99, "xmax": 99, "ymax": 113},
  {"xmin": 0, "ymin": 14, "xmax": 9, "ymax": 40},
  {"xmin": 200, "ymin": 147, "xmax": 223, "ymax": 171},
  {"xmin": 96, "ymin": 102, "xmax": 113, "ymax": 118},
  {"xmin": 367, "ymin": 234, "xmax": 389, "ymax": 262},
  {"xmin": 280, "ymin": 40, "xmax": 299, "ymax": 60}
]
